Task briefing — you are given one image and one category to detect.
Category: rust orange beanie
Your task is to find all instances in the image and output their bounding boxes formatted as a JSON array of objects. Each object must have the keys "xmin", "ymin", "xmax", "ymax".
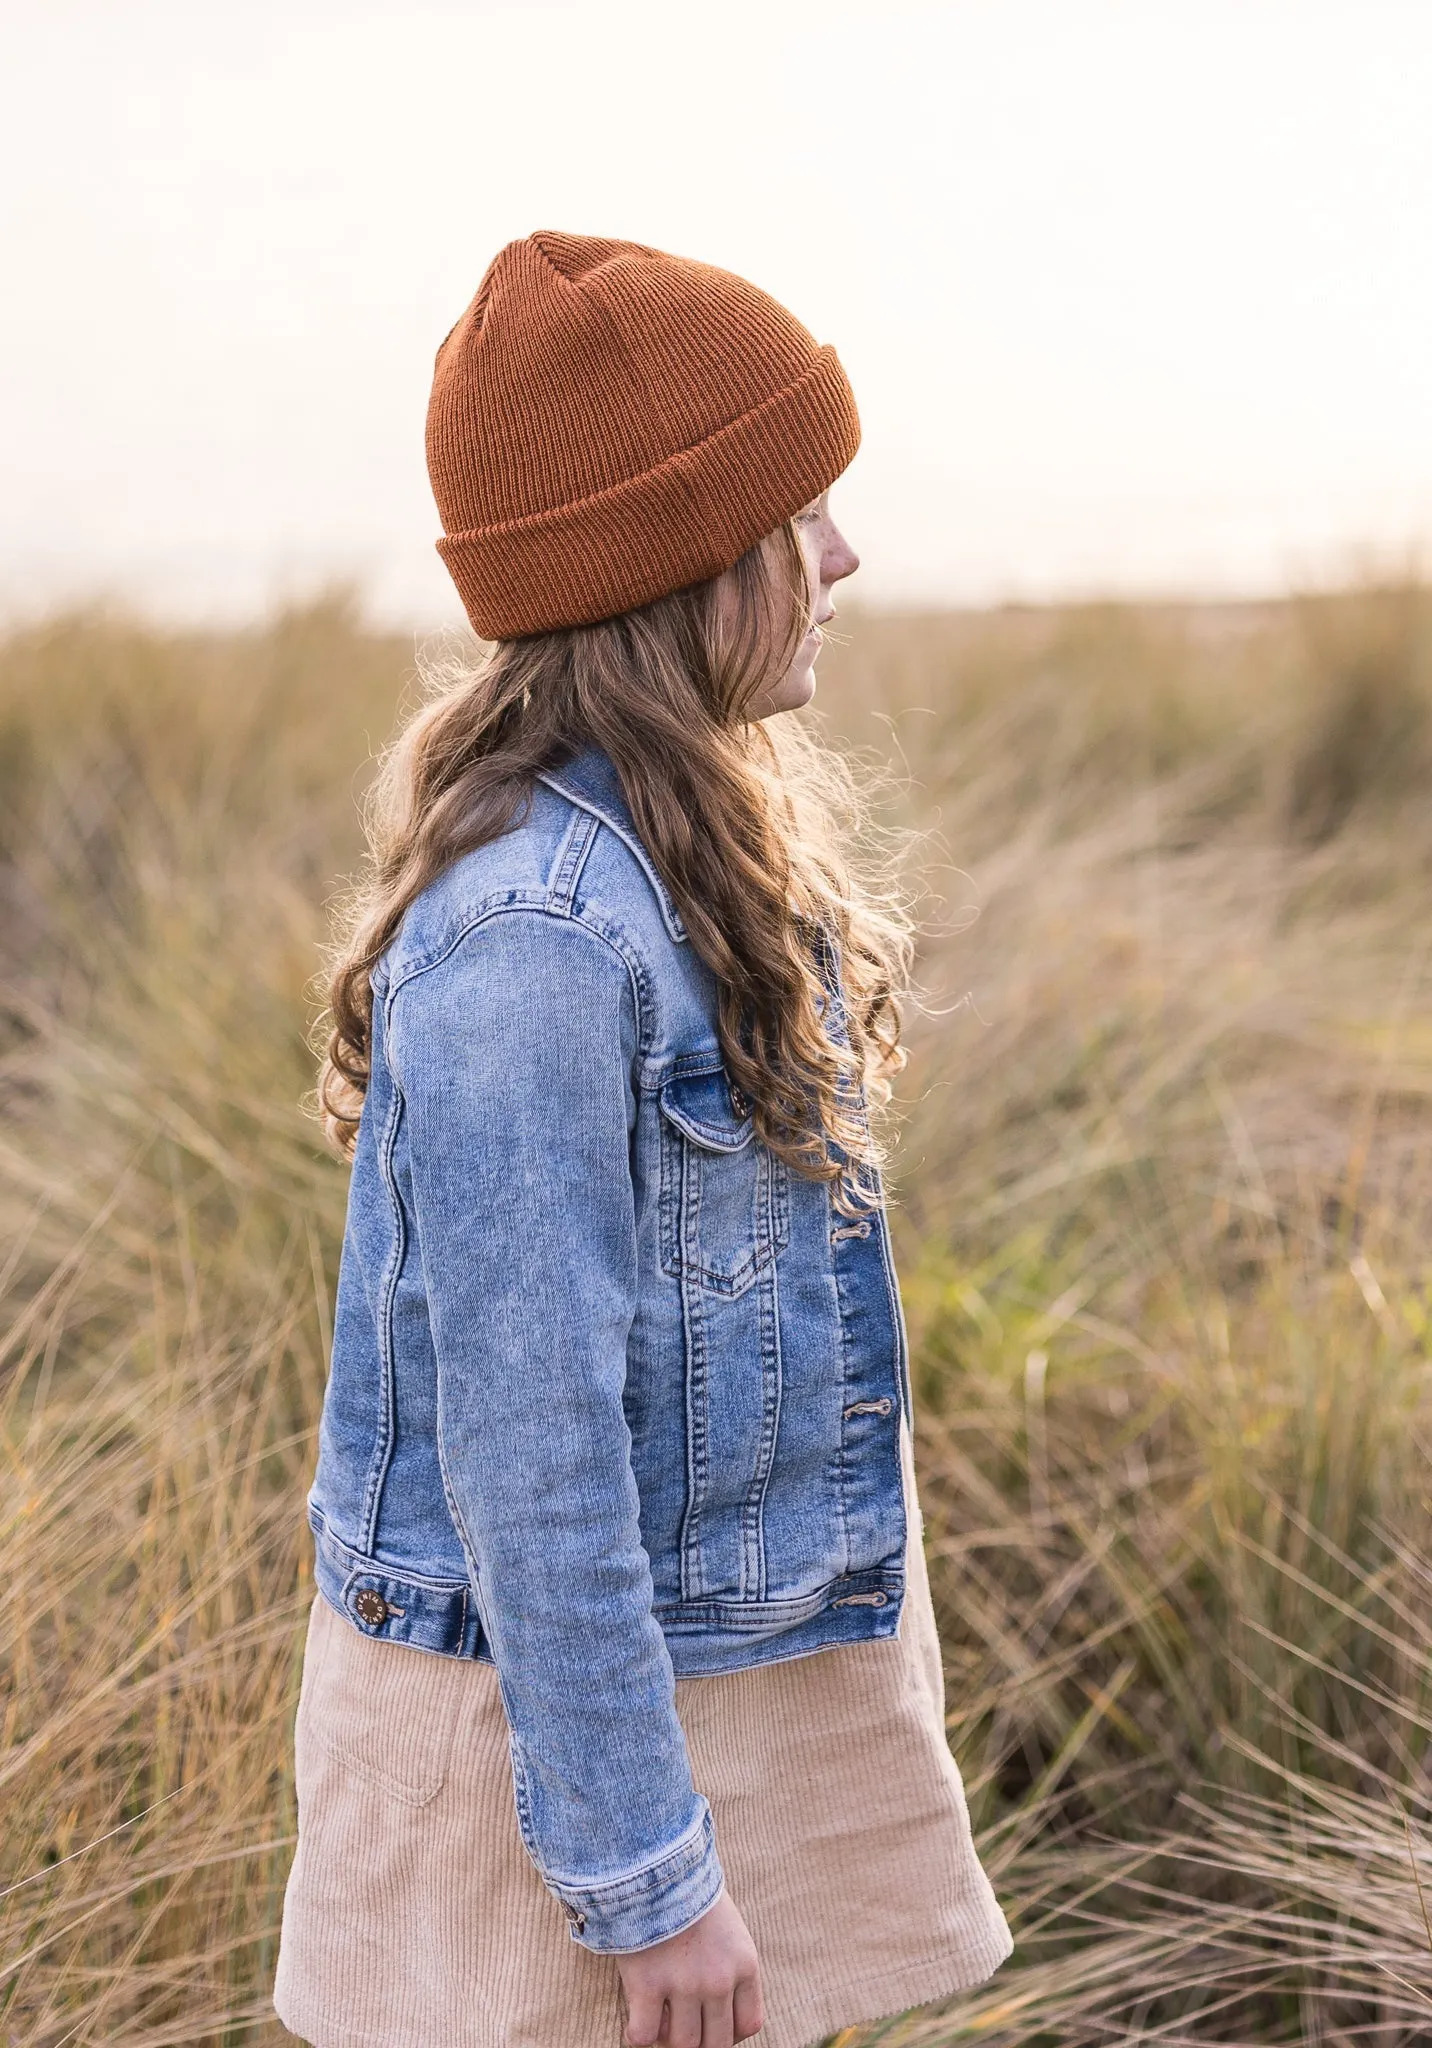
[{"xmin": 425, "ymin": 231, "xmax": 861, "ymax": 640}]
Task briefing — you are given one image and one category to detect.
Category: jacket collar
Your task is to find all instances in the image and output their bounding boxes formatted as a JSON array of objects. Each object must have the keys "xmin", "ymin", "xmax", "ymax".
[{"xmin": 536, "ymin": 748, "xmax": 688, "ymax": 944}]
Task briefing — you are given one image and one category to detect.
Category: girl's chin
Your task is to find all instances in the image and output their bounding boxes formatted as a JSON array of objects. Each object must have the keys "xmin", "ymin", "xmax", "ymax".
[
  {"xmin": 782, "ymin": 657, "xmax": 819, "ymax": 708},
  {"xmin": 749, "ymin": 656, "xmax": 818, "ymax": 721}
]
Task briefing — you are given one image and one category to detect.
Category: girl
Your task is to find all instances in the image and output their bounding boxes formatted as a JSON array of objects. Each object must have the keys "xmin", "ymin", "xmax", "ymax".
[{"xmin": 274, "ymin": 231, "xmax": 1011, "ymax": 2048}]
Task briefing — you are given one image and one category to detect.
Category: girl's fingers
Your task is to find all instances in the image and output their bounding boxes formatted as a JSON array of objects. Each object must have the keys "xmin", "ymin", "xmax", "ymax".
[
  {"xmin": 701, "ymin": 1995, "xmax": 736, "ymax": 2048},
  {"xmin": 622, "ymin": 1988, "xmax": 665, "ymax": 2047},
  {"xmin": 664, "ymin": 1993, "xmax": 705, "ymax": 2048},
  {"xmin": 733, "ymin": 1972, "xmax": 765, "ymax": 2043}
]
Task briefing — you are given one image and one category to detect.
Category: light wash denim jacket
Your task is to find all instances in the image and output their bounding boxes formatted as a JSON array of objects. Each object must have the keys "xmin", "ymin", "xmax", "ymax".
[{"xmin": 308, "ymin": 746, "xmax": 911, "ymax": 1951}]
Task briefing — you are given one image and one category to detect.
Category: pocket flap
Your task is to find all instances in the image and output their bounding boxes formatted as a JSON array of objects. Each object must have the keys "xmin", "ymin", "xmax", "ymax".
[{"xmin": 659, "ymin": 1064, "xmax": 754, "ymax": 1152}]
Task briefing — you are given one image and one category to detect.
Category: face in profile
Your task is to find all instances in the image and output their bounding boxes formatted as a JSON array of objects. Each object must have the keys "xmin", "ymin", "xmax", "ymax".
[{"xmin": 750, "ymin": 492, "xmax": 860, "ymax": 719}]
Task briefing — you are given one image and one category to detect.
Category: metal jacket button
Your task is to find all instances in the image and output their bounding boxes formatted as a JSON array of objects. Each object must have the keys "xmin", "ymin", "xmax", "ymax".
[{"xmin": 352, "ymin": 1587, "xmax": 389, "ymax": 1626}]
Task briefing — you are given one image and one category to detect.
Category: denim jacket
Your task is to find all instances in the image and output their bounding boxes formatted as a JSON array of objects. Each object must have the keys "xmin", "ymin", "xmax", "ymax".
[{"xmin": 307, "ymin": 746, "xmax": 911, "ymax": 1952}]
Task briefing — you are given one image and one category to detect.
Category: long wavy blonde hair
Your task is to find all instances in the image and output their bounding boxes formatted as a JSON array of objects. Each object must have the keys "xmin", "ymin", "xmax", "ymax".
[{"xmin": 319, "ymin": 519, "xmax": 912, "ymax": 1204}]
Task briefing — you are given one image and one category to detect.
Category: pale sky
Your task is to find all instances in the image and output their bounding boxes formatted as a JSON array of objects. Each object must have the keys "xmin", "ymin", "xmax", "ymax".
[{"xmin": 2, "ymin": 0, "xmax": 1429, "ymax": 625}]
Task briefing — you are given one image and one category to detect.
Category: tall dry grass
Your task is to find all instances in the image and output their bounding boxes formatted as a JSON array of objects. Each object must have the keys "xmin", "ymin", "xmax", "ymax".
[{"xmin": 2, "ymin": 587, "xmax": 1432, "ymax": 2043}]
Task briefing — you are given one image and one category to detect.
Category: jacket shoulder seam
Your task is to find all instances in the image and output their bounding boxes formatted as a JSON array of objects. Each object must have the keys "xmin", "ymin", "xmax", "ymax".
[{"xmin": 384, "ymin": 898, "xmax": 654, "ymax": 1058}]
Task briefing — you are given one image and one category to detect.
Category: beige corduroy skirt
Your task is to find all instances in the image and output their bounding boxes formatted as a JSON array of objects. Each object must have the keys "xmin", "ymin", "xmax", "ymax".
[{"xmin": 273, "ymin": 1435, "xmax": 1012, "ymax": 2048}]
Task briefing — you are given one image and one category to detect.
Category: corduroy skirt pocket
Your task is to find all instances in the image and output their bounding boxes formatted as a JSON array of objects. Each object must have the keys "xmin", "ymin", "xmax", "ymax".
[{"xmin": 298, "ymin": 1591, "xmax": 467, "ymax": 1806}]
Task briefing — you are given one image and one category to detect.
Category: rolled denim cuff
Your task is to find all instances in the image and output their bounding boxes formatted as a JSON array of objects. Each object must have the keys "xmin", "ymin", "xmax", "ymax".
[{"xmin": 550, "ymin": 1807, "xmax": 725, "ymax": 1954}]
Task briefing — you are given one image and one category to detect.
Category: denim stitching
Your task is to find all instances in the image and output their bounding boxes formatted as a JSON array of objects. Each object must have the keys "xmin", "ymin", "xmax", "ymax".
[
  {"xmin": 656, "ymin": 1567, "xmax": 905, "ymax": 1633},
  {"xmin": 740, "ymin": 1164, "xmax": 783, "ymax": 1602},
  {"xmin": 535, "ymin": 768, "xmax": 688, "ymax": 943},
  {"xmin": 544, "ymin": 1807, "xmax": 715, "ymax": 1899},
  {"xmin": 828, "ymin": 1180, "xmax": 855, "ymax": 1580},
  {"xmin": 546, "ymin": 807, "xmax": 601, "ymax": 916},
  {"xmin": 387, "ymin": 899, "xmax": 655, "ymax": 1066},
  {"xmin": 873, "ymin": 1199, "xmax": 915, "ymax": 1427},
  {"xmin": 358, "ymin": 1073, "xmax": 406, "ymax": 1552},
  {"xmin": 656, "ymin": 1088, "xmax": 783, "ymax": 1298},
  {"xmin": 677, "ymin": 1147, "xmax": 709, "ymax": 1602}
]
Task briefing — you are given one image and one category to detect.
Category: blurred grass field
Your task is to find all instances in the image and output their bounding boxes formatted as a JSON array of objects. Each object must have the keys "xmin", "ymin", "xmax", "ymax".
[{"xmin": 3, "ymin": 585, "xmax": 1432, "ymax": 2045}]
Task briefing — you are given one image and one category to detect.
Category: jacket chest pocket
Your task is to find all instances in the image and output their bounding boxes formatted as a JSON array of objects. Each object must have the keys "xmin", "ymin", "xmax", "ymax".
[{"xmin": 658, "ymin": 1062, "xmax": 789, "ymax": 1297}]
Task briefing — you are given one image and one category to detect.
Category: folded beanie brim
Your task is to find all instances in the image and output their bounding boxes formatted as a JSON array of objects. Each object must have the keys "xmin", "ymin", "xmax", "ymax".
[{"xmin": 436, "ymin": 346, "xmax": 860, "ymax": 641}]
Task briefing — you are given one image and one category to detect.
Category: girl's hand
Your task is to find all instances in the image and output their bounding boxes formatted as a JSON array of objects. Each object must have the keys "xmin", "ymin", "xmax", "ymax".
[{"xmin": 618, "ymin": 1891, "xmax": 764, "ymax": 2047}]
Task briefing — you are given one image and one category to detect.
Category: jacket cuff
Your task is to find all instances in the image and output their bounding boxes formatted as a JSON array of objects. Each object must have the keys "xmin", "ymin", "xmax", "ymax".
[{"xmin": 551, "ymin": 1807, "xmax": 725, "ymax": 1954}]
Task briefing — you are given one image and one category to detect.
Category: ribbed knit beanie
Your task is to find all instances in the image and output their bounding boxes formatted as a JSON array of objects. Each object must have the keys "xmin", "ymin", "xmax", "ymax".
[{"xmin": 425, "ymin": 232, "xmax": 861, "ymax": 640}]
